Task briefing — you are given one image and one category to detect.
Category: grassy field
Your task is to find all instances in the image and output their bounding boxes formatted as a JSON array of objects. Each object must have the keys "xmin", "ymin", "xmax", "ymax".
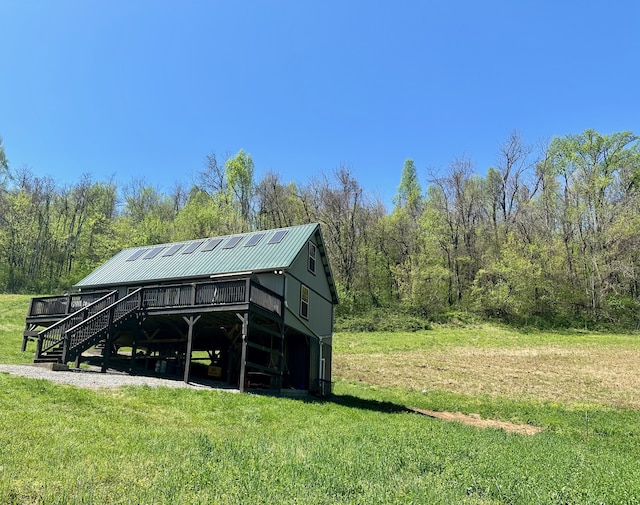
[
  {"xmin": 0, "ymin": 295, "xmax": 34, "ymax": 365},
  {"xmin": 334, "ymin": 326, "xmax": 640, "ymax": 408},
  {"xmin": 1, "ymin": 295, "xmax": 640, "ymax": 504}
]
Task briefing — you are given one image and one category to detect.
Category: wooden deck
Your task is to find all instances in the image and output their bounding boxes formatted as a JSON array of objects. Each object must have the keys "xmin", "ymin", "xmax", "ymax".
[
  {"xmin": 26, "ymin": 278, "xmax": 283, "ymax": 322},
  {"xmin": 24, "ymin": 277, "xmax": 288, "ymax": 393}
]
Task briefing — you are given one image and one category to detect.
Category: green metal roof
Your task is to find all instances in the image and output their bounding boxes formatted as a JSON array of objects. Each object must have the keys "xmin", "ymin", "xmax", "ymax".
[{"xmin": 75, "ymin": 223, "xmax": 334, "ymax": 294}]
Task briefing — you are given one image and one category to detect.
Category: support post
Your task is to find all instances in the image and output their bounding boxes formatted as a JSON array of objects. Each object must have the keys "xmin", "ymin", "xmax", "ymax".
[
  {"xmin": 183, "ymin": 315, "xmax": 201, "ymax": 383},
  {"xmin": 101, "ymin": 340, "xmax": 111, "ymax": 373},
  {"xmin": 130, "ymin": 339, "xmax": 137, "ymax": 374},
  {"xmin": 275, "ymin": 323, "xmax": 286, "ymax": 392},
  {"xmin": 64, "ymin": 294, "xmax": 72, "ymax": 315},
  {"xmin": 245, "ymin": 278, "xmax": 251, "ymax": 304},
  {"xmin": 36, "ymin": 337, "xmax": 43, "ymax": 360},
  {"xmin": 101, "ymin": 306, "xmax": 116, "ymax": 373},
  {"xmin": 22, "ymin": 324, "xmax": 36, "ymax": 352},
  {"xmin": 130, "ymin": 315, "xmax": 144, "ymax": 375},
  {"xmin": 238, "ymin": 312, "xmax": 249, "ymax": 392}
]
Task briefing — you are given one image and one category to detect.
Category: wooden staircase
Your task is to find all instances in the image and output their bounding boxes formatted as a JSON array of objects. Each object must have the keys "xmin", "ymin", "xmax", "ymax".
[
  {"xmin": 34, "ymin": 291, "xmax": 118, "ymax": 363},
  {"xmin": 34, "ymin": 289, "xmax": 143, "ymax": 365}
]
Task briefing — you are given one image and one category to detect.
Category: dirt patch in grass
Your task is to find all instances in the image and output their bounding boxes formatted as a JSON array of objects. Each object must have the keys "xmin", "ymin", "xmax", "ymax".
[
  {"xmin": 410, "ymin": 407, "xmax": 544, "ymax": 435},
  {"xmin": 335, "ymin": 345, "xmax": 640, "ymax": 408}
]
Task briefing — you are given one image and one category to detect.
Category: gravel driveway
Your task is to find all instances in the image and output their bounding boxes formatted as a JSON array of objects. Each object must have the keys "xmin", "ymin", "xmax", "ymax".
[{"xmin": 0, "ymin": 363, "xmax": 231, "ymax": 390}]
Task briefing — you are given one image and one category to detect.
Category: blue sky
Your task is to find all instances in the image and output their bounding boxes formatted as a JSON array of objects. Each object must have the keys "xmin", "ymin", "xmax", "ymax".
[{"xmin": 1, "ymin": 1, "xmax": 638, "ymax": 208}]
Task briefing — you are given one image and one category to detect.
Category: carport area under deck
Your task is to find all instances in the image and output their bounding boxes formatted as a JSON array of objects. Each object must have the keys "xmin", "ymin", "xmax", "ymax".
[{"xmin": 89, "ymin": 305, "xmax": 311, "ymax": 393}]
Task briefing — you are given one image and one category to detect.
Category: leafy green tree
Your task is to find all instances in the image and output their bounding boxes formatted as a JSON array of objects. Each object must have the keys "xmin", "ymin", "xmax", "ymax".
[
  {"xmin": 471, "ymin": 235, "xmax": 554, "ymax": 323},
  {"xmin": 393, "ymin": 158, "xmax": 423, "ymax": 219},
  {"xmin": 225, "ymin": 149, "xmax": 255, "ymax": 230},
  {"xmin": 547, "ymin": 130, "xmax": 640, "ymax": 321},
  {"xmin": 376, "ymin": 159, "xmax": 426, "ymax": 308},
  {"xmin": 173, "ymin": 187, "xmax": 244, "ymax": 241}
]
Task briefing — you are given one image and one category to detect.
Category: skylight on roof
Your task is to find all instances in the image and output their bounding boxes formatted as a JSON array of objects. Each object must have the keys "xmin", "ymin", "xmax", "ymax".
[
  {"xmin": 163, "ymin": 244, "xmax": 184, "ymax": 257},
  {"xmin": 201, "ymin": 238, "xmax": 223, "ymax": 252},
  {"xmin": 268, "ymin": 230, "xmax": 289, "ymax": 244},
  {"xmin": 183, "ymin": 241, "xmax": 204, "ymax": 254},
  {"xmin": 244, "ymin": 233, "xmax": 265, "ymax": 247},
  {"xmin": 222, "ymin": 236, "xmax": 243, "ymax": 249},
  {"xmin": 127, "ymin": 249, "xmax": 147, "ymax": 261},
  {"xmin": 144, "ymin": 247, "xmax": 165, "ymax": 259}
]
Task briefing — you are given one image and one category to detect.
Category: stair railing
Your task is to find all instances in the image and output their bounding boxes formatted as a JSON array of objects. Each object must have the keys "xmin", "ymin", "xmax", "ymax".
[
  {"xmin": 37, "ymin": 291, "xmax": 118, "ymax": 358},
  {"xmin": 62, "ymin": 288, "xmax": 143, "ymax": 363}
]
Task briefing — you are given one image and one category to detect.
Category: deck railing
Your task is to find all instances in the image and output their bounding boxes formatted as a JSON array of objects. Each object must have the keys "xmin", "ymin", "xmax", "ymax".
[
  {"xmin": 28, "ymin": 291, "xmax": 113, "ymax": 319},
  {"xmin": 139, "ymin": 279, "xmax": 282, "ymax": 315},
  {"xmin": 196, "ymin": 280, "xmax": 247, "ymax": 305}
]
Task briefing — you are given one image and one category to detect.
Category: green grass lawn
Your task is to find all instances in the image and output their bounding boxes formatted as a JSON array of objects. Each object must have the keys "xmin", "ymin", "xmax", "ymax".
[
  {"xmin": 0, "ymin": 294, "xmax": 34, "ymax": 365},
  {"xmin": 1, "ymin": 295, "xmax": 640, "ymax": 504}
]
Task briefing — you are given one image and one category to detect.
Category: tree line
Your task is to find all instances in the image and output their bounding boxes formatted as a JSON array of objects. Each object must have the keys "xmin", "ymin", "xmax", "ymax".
[{"xmin": 1, "ymin": 129, "xmax": 639, "ymax": 328}]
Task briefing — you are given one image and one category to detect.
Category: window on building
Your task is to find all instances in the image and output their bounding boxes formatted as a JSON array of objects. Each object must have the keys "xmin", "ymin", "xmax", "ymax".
[
  {"xmin": 308, "ymin": 242, "xmax": 317, "ymax": 274},
  {"xmin": 300, "ymin": 284, "xmax": 310, "ymax": 319}
]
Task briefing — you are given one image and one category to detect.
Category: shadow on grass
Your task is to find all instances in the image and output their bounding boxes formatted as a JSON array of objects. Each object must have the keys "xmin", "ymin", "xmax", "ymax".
[
  {"xmin": 301, "ymin": 393, "xmax": 411, "ymax": 415},
  {"xmin": 85, "ymin": 357, "xmax": 411, "ymax": 414}
]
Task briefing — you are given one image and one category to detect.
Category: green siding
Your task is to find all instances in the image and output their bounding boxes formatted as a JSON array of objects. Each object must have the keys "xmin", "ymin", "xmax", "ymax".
[
  {"xmin": 254, "ymin": 273, "xmax": 285, "ymax": 296},
  {"xmin": 288, "ymin": 234, "xmax": 334, "ymax": 304},
  {"xmin": 284, "ymin": 274, "xmax": 333, "ymax": 337},
  {"xmin": 282, "ymin": 228, "xmax": 335, "ymax": 337}
]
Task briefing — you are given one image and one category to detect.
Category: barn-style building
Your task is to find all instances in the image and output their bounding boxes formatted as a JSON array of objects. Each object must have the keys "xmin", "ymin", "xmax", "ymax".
[{"xmin": 23, "ymin": 223, "xmax": 337, "ymax": 395}]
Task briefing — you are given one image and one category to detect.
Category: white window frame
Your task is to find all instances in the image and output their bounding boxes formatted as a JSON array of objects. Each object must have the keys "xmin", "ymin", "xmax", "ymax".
[
  {"xmin": 300, "ymin": 284, "xmax": 310, "ymax": 319},
  {"xmin": 308, "ymin": 241, "xmax": 317, "ymax": 275}
]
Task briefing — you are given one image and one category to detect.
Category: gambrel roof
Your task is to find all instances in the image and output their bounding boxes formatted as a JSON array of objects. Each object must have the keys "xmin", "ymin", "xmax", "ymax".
[{"xmin": 75, "ymin": 223, "xmax": 338, "ymax": 303}]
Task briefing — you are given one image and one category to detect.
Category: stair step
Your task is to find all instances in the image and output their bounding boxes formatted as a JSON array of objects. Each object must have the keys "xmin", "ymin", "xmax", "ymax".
[
  {"xmin": 36, "ymin": 353, "xmax": 63, "ymax": 359},
  {"xmin": 40, "ymin": 348, "xmax": 63, "ymax": 355},
  {"xmin": 34, "ymin": 357, "xmax": 62, "ymax": 363}
]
